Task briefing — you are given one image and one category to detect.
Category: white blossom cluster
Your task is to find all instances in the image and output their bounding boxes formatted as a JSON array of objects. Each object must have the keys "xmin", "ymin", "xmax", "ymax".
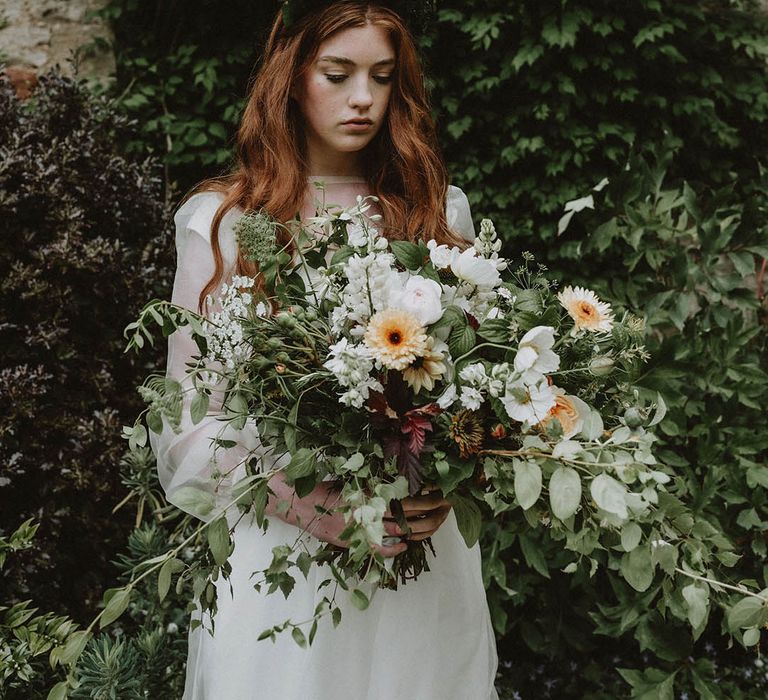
[
  {"xmin": 334, "ymin": 251, "xmax": 399, "ymax": 332},
  {"xmin": 203, "ymin": 275, "xmax": 259, "ymax": 371},
  {"xmin": 323, "ymin": 337, "xmax": 383, "ymax": 408},
  {"xmin": 452, "ymin": 326, "xmax": 568, "ymax": 426},
  {"xmin": 474, "ymin": 219, "xmax": 508, "ymax": 272}
]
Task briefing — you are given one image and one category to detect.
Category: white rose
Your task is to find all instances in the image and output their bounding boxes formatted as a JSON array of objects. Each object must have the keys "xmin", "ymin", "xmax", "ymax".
[
  {"xmin": 427, "ymin": 239, "xmax": 454, "ymax": 269},
  {"xmin": 450, "ymin": 247, "xmax": 502, "ymax": 288},
  {"xmin": 390, "ymin": 275, "xmax": 443, "ymax": 326}
]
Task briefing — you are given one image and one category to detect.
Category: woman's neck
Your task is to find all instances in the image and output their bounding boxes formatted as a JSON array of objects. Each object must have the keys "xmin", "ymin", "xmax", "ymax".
[{"xmin": 305, "ymin": 141, "xmax": 365, "ymax": 179}]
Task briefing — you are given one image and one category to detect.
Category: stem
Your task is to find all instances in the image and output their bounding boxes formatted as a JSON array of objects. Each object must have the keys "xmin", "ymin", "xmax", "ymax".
[{"xmin": 674, "ymin": 567, "xmax": 768, "ymax": 602}]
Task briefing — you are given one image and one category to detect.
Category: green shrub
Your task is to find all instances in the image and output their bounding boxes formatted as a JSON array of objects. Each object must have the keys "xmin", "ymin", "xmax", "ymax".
[{"xmin": 0, "ymin": 67, "xmax": 173, "ymax": 621}]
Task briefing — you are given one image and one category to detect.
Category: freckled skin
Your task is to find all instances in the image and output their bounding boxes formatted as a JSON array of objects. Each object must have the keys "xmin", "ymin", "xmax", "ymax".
[{"xmin": 293, "ymin": 24, "xmax": 395, "ymax": 176}]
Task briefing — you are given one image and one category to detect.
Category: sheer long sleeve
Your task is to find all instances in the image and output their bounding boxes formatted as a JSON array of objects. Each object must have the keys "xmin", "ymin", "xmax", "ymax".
[
  {"xmin": 149, "ymin": 191, "xmax": 289, "ymax": 522},
  {"xmin": 446, "ymin": 185, "xmax": 476, "ymax": 243}
]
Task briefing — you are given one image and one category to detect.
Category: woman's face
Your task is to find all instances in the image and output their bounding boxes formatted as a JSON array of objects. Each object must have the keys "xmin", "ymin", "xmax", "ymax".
[{"xmin": 294, "ymin": 23, "xmax": 396, "ymax": 174}]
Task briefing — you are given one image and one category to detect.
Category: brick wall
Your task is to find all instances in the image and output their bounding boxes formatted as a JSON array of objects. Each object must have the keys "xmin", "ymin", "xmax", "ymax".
[{"xmin": 0, "ymin": 0, "xmax": 115, "ymax": 98}]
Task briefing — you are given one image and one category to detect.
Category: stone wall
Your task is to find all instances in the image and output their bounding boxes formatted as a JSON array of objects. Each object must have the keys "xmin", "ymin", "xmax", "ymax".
[{"xmin": 0, "ymin": 0, "xmax": 115, "ymax": 98}]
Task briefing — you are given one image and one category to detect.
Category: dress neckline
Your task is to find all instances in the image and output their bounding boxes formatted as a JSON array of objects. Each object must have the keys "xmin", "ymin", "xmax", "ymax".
[{"xmin": 307, "ymin": 174, "xmax": 367, "ymax": 184}]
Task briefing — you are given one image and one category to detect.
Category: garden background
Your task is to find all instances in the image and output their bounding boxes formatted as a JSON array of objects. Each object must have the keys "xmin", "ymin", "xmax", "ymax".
[{"xmin": 1, "ymin": 0, "xmax": 767, "ymax": 697}]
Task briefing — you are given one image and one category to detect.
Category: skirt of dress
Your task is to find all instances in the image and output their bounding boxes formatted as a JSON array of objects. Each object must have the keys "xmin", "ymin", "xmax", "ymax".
[{"xmin": 182, "ymin": 509, "xmax": 500, "ymax": 700}]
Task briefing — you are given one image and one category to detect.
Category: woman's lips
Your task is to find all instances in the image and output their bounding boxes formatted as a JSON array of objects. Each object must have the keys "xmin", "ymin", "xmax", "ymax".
[{"xmin": 342, "ymin": 119, "xmax": 373, "ymax": 132}]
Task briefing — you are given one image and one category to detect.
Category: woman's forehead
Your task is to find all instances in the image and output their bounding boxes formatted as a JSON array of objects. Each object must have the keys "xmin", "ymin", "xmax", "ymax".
[{"xmin": 316, "ymin": 24, "xmax": 396, "ymax": 64}]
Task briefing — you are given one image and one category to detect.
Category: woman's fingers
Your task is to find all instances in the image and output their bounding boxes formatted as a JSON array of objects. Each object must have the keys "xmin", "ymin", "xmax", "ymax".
[
  {"xmin": 373, "ymin": 539, "xmax": 408, "ymax": 558},
  {"xmin": 400, "ymin": 505, "xmax": 452, "ymax": 540}
]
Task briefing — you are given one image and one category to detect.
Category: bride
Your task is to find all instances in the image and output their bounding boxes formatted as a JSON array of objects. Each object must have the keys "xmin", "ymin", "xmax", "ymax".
[{"xmin": 150, "ymin": 2, "xmax": 499, "ymax": 697}]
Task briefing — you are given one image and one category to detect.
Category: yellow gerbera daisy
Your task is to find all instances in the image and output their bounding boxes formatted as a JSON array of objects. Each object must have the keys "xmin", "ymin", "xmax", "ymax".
[
  {"xmin": 403, "ymin": 336, "xmax": 447, "ymax": 393},
  {"xmin": 364, "ymin": 308, "xmax": 427, "ymax": 370},
  {"xmin": 557, "ymin": 285, "xmax": 614, "ymax": 332}
]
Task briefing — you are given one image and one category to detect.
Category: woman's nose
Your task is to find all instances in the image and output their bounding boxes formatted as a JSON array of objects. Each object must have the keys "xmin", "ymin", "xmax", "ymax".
[{"xmin": 349, "ymin": 78, "xmax": 374, "ymax": 109}]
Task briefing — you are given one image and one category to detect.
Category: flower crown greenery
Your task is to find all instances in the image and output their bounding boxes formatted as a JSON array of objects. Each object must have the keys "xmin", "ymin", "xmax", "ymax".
[{"xmin": 280, "ymin": 0, "xmax": 436, "ymax": 33}]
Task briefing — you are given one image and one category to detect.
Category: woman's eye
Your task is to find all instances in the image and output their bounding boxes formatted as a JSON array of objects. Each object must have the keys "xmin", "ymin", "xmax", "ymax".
[
  {"xmin": 373, "ymin": 75, "xmax": 393, "ymax": 84},
  {"xmin": 325, "ymin": 74, "xmax": 347, "ymax": 83}
]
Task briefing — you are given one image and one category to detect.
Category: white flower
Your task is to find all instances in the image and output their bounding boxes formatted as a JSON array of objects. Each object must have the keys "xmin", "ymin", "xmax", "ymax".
[
  {"xmin": 427, "ymin": 239, "xmax": 454, "ymax": 269},
  {"xmin": 346, "ymin": 222, "xmax": 369, "ymax": 248},
  {"xmin": 341, "ymin": 252, "xmax": 400, "ymax": 325},
  {"xmin": 487, "ymin": 362, "xmax": 511, "ymax": 397},
  {"xmin": 513, "ymin": 326, "xmax": 560, "ymax": 378},
  {"xmin": 501, "ymin": 378, "xmax": 556, "ymax": 424},
  {"xmin": 352, "ymin": 497, "xmax": 387, "ymax": 545},
  {"xmin": 323, "ymin": 337, "xmax": 382, "ymax": 407},
  {"xmin": 459, "ymin": 386, "xmax": 484, "ymax": 411},
  {"xmin": 390, "ymin": 275, "xmax": 444, "ymax": 326},
  {"xmin": 459, "ymin": 362, "xmax": 487, "ymax": 387},
  {"xmin": 557, "ymin": 286, "xmax": 614, "ymax": 334},
  {"xmin": 437, "ymin": 383, "xmax": 458, "ymax": 409},
  {"xmin": 450, "ymin": 247, "xmax": 501, "ymax": 289}
]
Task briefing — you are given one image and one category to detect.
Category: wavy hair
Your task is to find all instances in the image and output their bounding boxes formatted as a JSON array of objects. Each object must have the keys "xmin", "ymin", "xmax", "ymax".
[{"xmin": 181, "ymin": 1, "xmax": 467, "ymax": 313}]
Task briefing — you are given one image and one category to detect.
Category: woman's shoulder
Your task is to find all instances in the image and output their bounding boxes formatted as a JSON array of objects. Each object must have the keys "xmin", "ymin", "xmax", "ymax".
[
  {"xmin": 445, "ymin": 184, "xmax": 475, "ymax": 242},
  {"xmin": 173, "ymin": 189, "xmax": 243, "ymax": 261},
  {"xmin": 174, "ymin": 190, "xmax": 237, "ymax": 240}
]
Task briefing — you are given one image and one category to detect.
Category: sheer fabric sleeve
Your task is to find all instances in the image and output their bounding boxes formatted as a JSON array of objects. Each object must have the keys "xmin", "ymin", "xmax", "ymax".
[
  {"xmin": 149, "ymin": 191, "xmax": 289, "ymax": 523},
  {"xmin": 446, "ymin": 185, "xmax": 476, "ymax": 243}
]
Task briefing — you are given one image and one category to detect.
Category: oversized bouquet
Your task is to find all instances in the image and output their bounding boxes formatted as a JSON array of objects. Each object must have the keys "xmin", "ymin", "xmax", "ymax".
[{"xmin": 126, "ymin": 194, "xmax": 673, "ymax": 642}]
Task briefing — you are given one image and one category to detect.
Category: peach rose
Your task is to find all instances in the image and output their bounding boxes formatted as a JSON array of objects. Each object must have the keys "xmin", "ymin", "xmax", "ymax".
[{"xmin": 536, "ymin": 388, "xmax": 590, "ymax": 439}]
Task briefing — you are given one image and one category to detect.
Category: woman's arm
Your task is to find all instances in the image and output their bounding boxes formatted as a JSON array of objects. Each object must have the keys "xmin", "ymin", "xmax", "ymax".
[{"xmin": 149, "ymin": 192, "xmax": 407, "ymax": 555}]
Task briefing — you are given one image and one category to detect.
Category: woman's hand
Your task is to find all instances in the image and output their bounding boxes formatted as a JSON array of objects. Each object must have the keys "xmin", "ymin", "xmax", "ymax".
[
  {"xmin": 265, "ymin": 472, "xmax": 408, "ymax": 558},
  {"xmin": 383, "ymin": 483, "xmax": 452, "ymax": 542}
]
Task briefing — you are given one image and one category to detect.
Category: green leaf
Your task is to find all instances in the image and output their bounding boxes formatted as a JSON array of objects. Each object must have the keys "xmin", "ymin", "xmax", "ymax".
[
  {"xmin": 350, "ymin": 588, "xmax": 370, "ymax": 611},
  {"xmin": 620, "ymin": 522, "xmax": 643, "ymax": 552},
  {"xmin": 190, "ymin": 391, "xmax": 209, "ymax": 424},
  {"xmin": 620, "ymin": 546, "xmax": 654, "ymax": 592},
  {"xmin": 548, "ymin": 466, "xmax": 581, "ymax": 520},
  {"xmin": 158, "ymin": 558, "xmax": 185, "ymax": 602},
  {"xmin": 518, "ymin": 533, "xmax": 550, "ymax": 578},
  {"xmin": 514, "ymin": 460, "xmax": 542, "ymax": 510},
  {"xmin": 477, "ymin": 318, "xmax": 510, "ymax": 343},
  {"xmin": 448, "ymin": 323, "xmax": 476, "ymax": 358},
  {"xmin": 50, "ymin": 630, "xmax": 91, "ymax": 667},
  {"xmin": 590, "ymin": 473, "xmax": 628, "ymax": 518},
  {"xmin": 390, "ymin": 241, "xmax": 424, "ymax": 269},
  {"xmin": 580, "ymin": 410, "xmax": 604, "ymax": 440},
  {"xmin": 207, "ymin": 517, "xmax": 231, "ymax": 567},
  {"xmin": 285, "ymin": 448, "xmax": 317, "ymax": 482},
  {"xmin": 742, "ymin": 627, "xmax": 761, "ymax": 647},
  {"xmin": 47, "ymin": 681, "xmax": 69, "ymax": 700},
  {"xmin": 291, "ymin": 627, "xmax": 307, "ymax": 648},
  {"xmin": 100, "ymin": 587, "xmax": 131, "ymax": 629},
  {"xmin": 682, "ymin": 583, "xmax": 709, "ymax": 637},
  {"xmin": 171, "ymin": 486, "xmax": 215, "ymax": 518},
  {"xmin": 225, "ymin": 391, "xmax": 248, "ymax": 430},
  {"xmin": 727, "ymin": 596, "xmax": 764, "ymax": 631},
  {"xmin": 448, "ymin": 493, "xmax": 482, "ymax": 547}
]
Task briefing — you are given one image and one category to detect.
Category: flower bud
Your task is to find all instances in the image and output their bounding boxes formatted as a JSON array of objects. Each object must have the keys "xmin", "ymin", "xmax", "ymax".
[
  {"xmin": 623, "ymin": 407, "xmax": 645, "ymax": 429},
  {"xmin": 490, "ymin": 423, "xmax": 507, "ymax": 440},
  {"xmin": 589, "ymin": 356, "xmax": 615, "ymax": 376}
]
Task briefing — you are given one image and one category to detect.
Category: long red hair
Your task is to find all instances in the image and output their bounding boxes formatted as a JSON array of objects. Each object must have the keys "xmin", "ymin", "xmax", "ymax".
[{"xmin": 181, "ymin": 1, "xmax": 467, "ymax": 313}]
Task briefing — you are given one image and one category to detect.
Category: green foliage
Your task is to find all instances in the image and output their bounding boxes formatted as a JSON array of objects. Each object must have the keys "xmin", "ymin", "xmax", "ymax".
[
  {"xmin": 1, "ymin": 0, "xmax": 767, "ymax": 697},
  {"xmin": 480, "ymin": 146, "xmax": 768, "ymax": 697},
  {"xmin": 0, "ymin": 68, "xmax": 175, "ymax": 621},
  {"xmin": 430, "ymin": 0, "xmax": 768, "ymax": 245}
]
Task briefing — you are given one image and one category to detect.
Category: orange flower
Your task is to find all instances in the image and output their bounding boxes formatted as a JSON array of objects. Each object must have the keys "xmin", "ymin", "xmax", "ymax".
[{"xmin": 536, "ymin": 388, "xmax": 589, "ymax": 439}]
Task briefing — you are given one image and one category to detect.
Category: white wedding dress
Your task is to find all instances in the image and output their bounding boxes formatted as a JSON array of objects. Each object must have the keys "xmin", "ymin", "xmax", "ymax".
[{"xmin": 150, "ymin": 176, "xmax": 499, "ymax": 700}]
